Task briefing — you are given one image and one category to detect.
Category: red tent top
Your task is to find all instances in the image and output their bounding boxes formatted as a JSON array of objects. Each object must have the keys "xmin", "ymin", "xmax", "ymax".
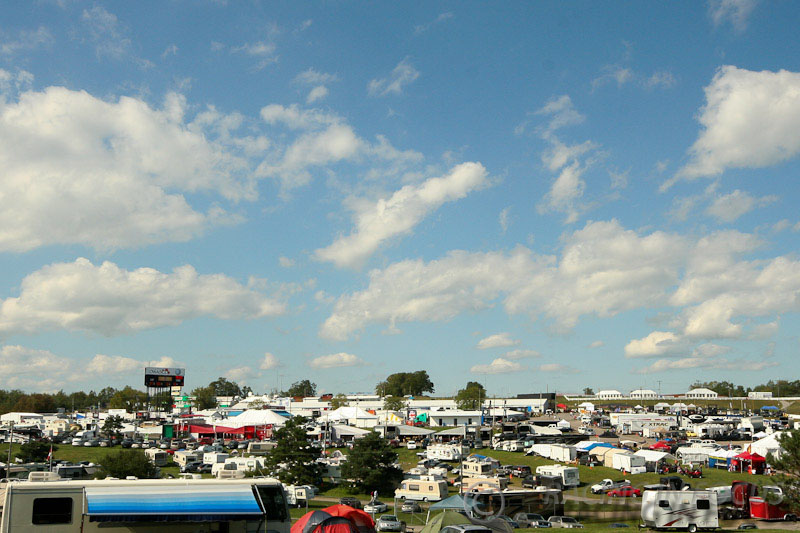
[
  {"xmin": 735, "ymin": 451, "xmax": 765, "ymax": 462},
  {"xmin": 322, "ymin": 505, "xmax": 375, "ymax": 532},
  {"xmin": 650, "ymin": 441, "xmax": 671, "ymax": 450},
  {"xmin": 556, "ymin": 403, "xmax": 568, "ymax": 409}
]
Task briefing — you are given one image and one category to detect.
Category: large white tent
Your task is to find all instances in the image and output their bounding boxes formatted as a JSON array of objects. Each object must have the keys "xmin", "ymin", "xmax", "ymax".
[
  {"xmin": 749, "ymin": 431, "xmax": 784, "ymax": 459},
  {"xmin": 325, "ymin": 406, "xmax": 379, "ymax": 428},
  {"xmin": 225, "ymin": 409, "xmax": 289, "ymax": 429}
]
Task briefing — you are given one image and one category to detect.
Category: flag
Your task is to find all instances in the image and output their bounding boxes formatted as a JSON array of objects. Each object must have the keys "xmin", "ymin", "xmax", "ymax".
[{"xmin": 46, "ymin": 445, "xmax": 53, "ymax": 462}]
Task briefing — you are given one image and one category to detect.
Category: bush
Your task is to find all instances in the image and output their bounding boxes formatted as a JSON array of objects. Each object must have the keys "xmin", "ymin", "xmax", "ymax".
[
  {"xmin": 16, "ymin": 441, "xmax": 56, "ymax": 462},
  {"xmin": 95, "ymin": 449, "xmax": 159, "ymax": 479}
]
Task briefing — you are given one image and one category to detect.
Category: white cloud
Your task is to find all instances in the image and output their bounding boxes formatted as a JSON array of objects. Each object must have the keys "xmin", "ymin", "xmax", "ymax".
[
  {"xmin": 232, "ymin": 41, "xmax": 277, "ymax": 69},
  {"xmin": 470, "ymin": 358, "xmax": 525, "ymax": 374},
  {"xmin": 81, "ymin": 6, "xmax": 152, "ymax": 68},
  {"xmin": 294, "ymin": 68, "xmax": 339, "ymax": 86},
  {"xmin": 414, "ymin": 12, "xmax": 454, "ymax": 34},
  {"xmin": 0, "ymin": 86, "xmax": 258, "ymax": 252},
  {"xmin": 644, "ymin": 71, "xmax": 677, "ymax": 89},
  {"xmin": 0, "ymin": 26, "xmax": 53, "ymax": 56},
  {"xmin": 635, "ymin": 354, "xmax": 776, "ymax": 374},
  {"xmin": 315, "ymin": 162, "xmax": 489, "ymax": 268},
  {"xmin": 86, "ymin": 354, "xmax": 143, "ymax": 374},
  {"xmin": 591, "ymin": 66, "xmax": 633, "ymax": 90},
  {"xmin": 260, "ymin": 352, "xmax": 281, "ymax": 370},
  {"xmin": 709, "ymin": 0, "xmax": 757, "ymax": 32},
  {"xmin": 309, "ymin": 352, "xmax": 364, "ymax": 369},
  {"xmin": 0, "ymin": 68, "xmax": 33, "ymax": 93},
  {"xmin": 321, "ymin": 220, "xmax": 687, "ymax": 340},
  {"xmin": 260, "ymin": 104, "xmax": 339, "ymax": 130},
  {"xmin": 226, "ymin": 366, "xmax": 253, "ymax": 383},
  {"xmin": 674, "ymin": 66, "xmax": 800, "ymax": 184},
  {"xmin": 624, "ymin": 331, "xmax": 683, "ymax": 358},
  {"xmin": 476, "ymin": 332, "xmax": 520, "ymax": 350},
  {"xmin": 504, "ymin": 349, "xmax": 541, "ymax": 360},
  {"xmin": 538, "ymin": 161, "xmax": 587, "ymax": 224},
  {"xmin": 0, "ymin": 345, "xmax": 83, "ymax": 391},
  {"xmin": 307, "ymin": 85, "xmax": 329, "ymax": 103},
  {"xmin": 278, "ymin": 257, "xmax": 295, "ymax": 268},
  {"xmin": 499, "ymin": 207, "xmax": 511, "ymax": 233},
  {"xmin": 706, "ymin": 189, "xmax": 777, "ymax": 223},
  {"xmin": 535, "ymin": 95, "xmax": 584, "ymax": 136},
  {"xmin": 368, "ymin": 58, "xmax": 420, "ymax": 96},
  {"xmin": 0, "ymin": 258, "xmax": 286, "ymax": 336},
  {"xmin": 588, "ymin": 340, "xmax": 604, "ymax": 349}
]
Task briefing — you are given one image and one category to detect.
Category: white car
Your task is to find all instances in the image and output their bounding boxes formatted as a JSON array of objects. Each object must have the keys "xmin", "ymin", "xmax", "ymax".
[
  {"xmin": 547, "ymin": 516, "xmax": 584, "ymax": 528},
  {"xmin": 364, "ymin": 501, "xmax": 389, "ymax": 514},
  {"xmin": 407, "ymin": 441, "xmax": 417, "ymax": 450}
]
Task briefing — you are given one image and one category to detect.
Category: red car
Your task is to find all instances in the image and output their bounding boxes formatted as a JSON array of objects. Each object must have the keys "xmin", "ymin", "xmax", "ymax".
[{"xmin": 608, "ymin": 486, "xmax": 641, "ymax": 498}]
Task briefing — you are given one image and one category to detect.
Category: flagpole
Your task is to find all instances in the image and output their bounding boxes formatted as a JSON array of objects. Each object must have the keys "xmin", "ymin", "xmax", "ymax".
[{"xmin": 48, "ymin": 444, "xmax": 53, "ymax": 472}]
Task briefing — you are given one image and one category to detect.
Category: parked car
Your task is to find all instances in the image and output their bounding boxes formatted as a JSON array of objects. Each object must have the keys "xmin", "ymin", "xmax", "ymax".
[
  {"xmin": 513, "ymin": 513, "xmax": 551, "ymax": 528},
  {"xmin": 495, "ymin": 515, "xmax": 520, "ymax": 529},
  {"xmin": 440, "ymin": 527, "xmax": 494, "ymax": 533},
  {"xmin": 510, "ymin": 465, "xmax": 532, "ymax": 477},
  {"xmin": 547, "ymin": 516, "xmax": 583, "ymax": 528},
  {"xmin": 406, "ymin": 441, "xmax": 417, "ymax": 450},
  {"xmin": 376, "ymin": 515, "xmax": 406, "ymax": 532},
  {"xmin": 340, "ymin": 497, "xmax": 363, "ymax": 509},
  {"xmin": 180, "ymin": 462, "xmax": 202, "ymax": 473},
  {"xmin": 608, "ymin": 486, "xmax": 641, "ymax": 498},
  {"xmin": 401, "ymin": 501, "xmax": 421, "ymax": 513},
  {"xmin": 364, "ymin": 501, "xmax": 389, "ymax": 514}
]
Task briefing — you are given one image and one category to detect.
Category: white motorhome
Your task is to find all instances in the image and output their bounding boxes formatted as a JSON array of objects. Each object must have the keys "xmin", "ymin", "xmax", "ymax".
[
  {"xmin": 203, "ymin": 452, "xmax": 230, "ymax": 465},
  {"xmin": 641, "ymin": 490, "xmax": 719, "ymax": 531},
  {"xmin": 394, "ymin": 476, "xmax": 448, "ymax": 502},
  {"xmin": 534, "ymin": 465, "xmax": 580, "ymax": 488},
  {"xmin": 426, "ymin": 444, "xmax": 465, "ymax": 462},
  {"xmin": 460, "ymin": 476, "xmax": 509, "ymax": 493},
  {"xmin": 461, "ymin": 455, "xmax": 499, "ymax": 476},
  {"xmin": 247, "ymin": 441, "xmax": 276, "ymax": 455},
  {"xmin": 173, "ymin": 450, "xmax": 203, "ymax": 467},
  {"xmin": 0, "ymin": 477, "xmax": 291, "ymax": 533},
  {"xmin": 144, "ymin": 448, "xmax": 168, "ymax": 467},
  {"xmin": 283, "ymin": 485, "xmax": 315, "ymax": 507},
  {"xmin": 212, "ymin": 457, "xmax": 266, "ymax": 478}
]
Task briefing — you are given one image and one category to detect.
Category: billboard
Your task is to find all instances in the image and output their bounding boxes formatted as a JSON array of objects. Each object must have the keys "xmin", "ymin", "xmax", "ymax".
[{"xmin": 144, "ymin": 367, "xmax": 185, "ymax": 388}]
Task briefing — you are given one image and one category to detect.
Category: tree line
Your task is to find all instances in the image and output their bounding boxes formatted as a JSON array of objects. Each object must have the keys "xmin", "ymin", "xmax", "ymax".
[{"xmin": 690, "ymin": 379, "xmax": 800, "ymax": 397}]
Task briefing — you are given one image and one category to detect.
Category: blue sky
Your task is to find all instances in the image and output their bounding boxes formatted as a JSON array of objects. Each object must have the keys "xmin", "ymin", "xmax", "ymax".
[{"xmin": 1, "ymin": 1, "xmax": 799, "ymax": 397}]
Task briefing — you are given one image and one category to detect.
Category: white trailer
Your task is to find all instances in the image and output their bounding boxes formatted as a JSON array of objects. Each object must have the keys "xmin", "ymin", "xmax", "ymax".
[
  {"xmin": 526, "ymin": 443, "xmax": 552, "ymax": 458},
  {"xmin": 612, "ymin": 452, "xmax": 646, "ymax": 474},
  {"xmin": 394, "ymin": 476, "xmax": 449, "ymax": 501},
  {"xmin": 534, "ymin": 465, "xmax": 580, "ymax": 488},
  {"xmin": 212, "ymin": 457, "xmax": 265, "ymax": 478},
  {"xmin": 549, "ymin": 444, "xmax": 577, "ymax": 462},
  {"xmin": 173, "ymin": 449, "xmax": 203, "ymax": 467},
  {"xmin": 283, "ymin": 485, "xmax": 316, "ymax": 507},
  {"xmin": 641, "ymin": 490, "xmax": 719, "ymax": 532},
  {"xmin": 203, "ymin": 451, "xmax": 230, "ymax": 464},
  {"xmin": 0, "ymin": 477, "xmax": 291, "ymax": 533},
  {"xmin": 144, "ymin": 447, "xmax": 169, "ymax": 466},
  {"xmin": 426, "ymin": 444, "xmax": 464, "ymax": 462}
]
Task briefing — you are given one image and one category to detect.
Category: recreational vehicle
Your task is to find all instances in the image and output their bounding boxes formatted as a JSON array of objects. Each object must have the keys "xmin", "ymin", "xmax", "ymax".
[
  {"xmin": 460, "ymin": 476, "xmax": 509, "ymax": 493},
  {"xmin": 144, "ymin": 448, "xmax": 168, "ymax": 467},
  {"xmin": 283, "ymin": 485, "xmax": 315, "ymax": 508},
  {"xmin": 173, "ymin": 450, "xmax": 203, "ymax": 467},
  {"xmin": 534, "ymin": 465, "xmax": 580, "ymax": 488},
  {"xmin": 461, "ymin": 455, "xmax": 499, "ymax": 476},
  {"xmin": 247, "ymin": 441, "xmax": 276, "ymax": 455},
  {"xmin": 426, "ymin": 444, "xmax": 465, "ymax": 462},
  {"xmin": 394, "ymin": 476, "xmax": 448, "ymax": 501},
  {"xmin": 0, "ymin": 477, "xmax": 291, "ymax": 533},
  {"xmin": 641, "ymin": 490, "xmax": 719, "ymax": 531},
  {"xmin": 212, "ymin": 457, "xmax": 266, "ymax": 478}
]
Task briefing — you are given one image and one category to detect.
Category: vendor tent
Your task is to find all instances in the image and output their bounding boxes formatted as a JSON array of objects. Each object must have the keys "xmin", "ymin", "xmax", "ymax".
[
  {"xmin": 732, "ymin": 451, "xmax": 766, "ymax": 474},
  {"xmin": 225, "ymin": 409, "xmax": 289, "ymax": 428},
  {"xmin": 749, "ymin": 432, "xmax": 784, "ymax": 459}
]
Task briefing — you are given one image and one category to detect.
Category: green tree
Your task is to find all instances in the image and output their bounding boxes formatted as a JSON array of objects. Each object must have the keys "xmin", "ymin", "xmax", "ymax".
[
  {"xmin": 96, "ymin": 450, "xmax": 159, "ymax": 479},
  {"xmin": 108, "ymin": 386, "xmax": 148, "ymax": 411},
  {"xmin": 283, "ymin": 380, "xmax": 317, "ymax": 398},
  {"xmin": 16, "ymin": 441, "xmax": 56, "ymax": 462},
  {"xmin": 375, "ymin": 371, "xmax": 434, "ymax": 397},
  {"xmin": 582, "ymin": 387, "xmax": 594, "ymax": 396},
  {"xmin": 455, "ymin": 381, "xmax": 486, "ymax": 410},
  {"xmin": 12, "ymin": 393, "xmax": 56, "ymax": 413},
  {"xmin": 101, "ymin": 415, "xmax": 124, "ymax": 438},
  {"xmin": 330, "ymin": 394, "xmax": 349, "ymax": 409},
  {"xmin": 208, "ymin": 377, "xmax": 243, "ymax": 397},
  {"xmin": 191, "ymin": 385, "xmax": 216, "ymax": 410},
  {"xmin": 383, "ymin": 396, "xmax": 407, "ymax": 411},
  {"xmin": 264, "ymin": 416, "xmax": 322, "ymax": 485},
  {"xmin": 768, "ymin": 430, "xmax": 800, "ymax": 511},
  {"xmin": 340, "ymin": 432, "xmax": 403, "ymax": 495}
]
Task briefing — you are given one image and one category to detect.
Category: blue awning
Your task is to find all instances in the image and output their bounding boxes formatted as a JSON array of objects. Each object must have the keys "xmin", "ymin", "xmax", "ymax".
[{"xmin": 85, "ymin": 485, "xmax": 263, "ymax": 522}]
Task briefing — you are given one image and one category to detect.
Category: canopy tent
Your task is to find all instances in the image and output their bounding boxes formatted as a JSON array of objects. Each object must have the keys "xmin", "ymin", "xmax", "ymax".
[
  {"xmin": 292, "ymin": 505, "xmax": 377, "ymax": 533},
  {"xmin": 576, "ymin": 441, "xmax": 613, "ymax": 452},
  {"xmin": 85, "ymin": 485, "xmax": 262, "ymax": 523},
  {"xmin": 752, "ymin": 431, "xmax": 768, "ymax": 439},
  {"xmin": 435, "ymin": 427, "xmax": 467, "ymax": 437},
  {"xmin": 331, "ymin": 425, "xmax": 372, "ymax": 440},
  {"xmin": 321, "ymin": 505, "xmax": 375, "ymax": 533},
  {"xmin": 225, "ymin": 409, "xmax": 289, "ymax": 428},
  {"xmin": 325, "ymin": 407, "xmax": 379, "ymax": 428},
  {"xmin": 556, "ymin": 419, "xmax": 571, "ymax": 429},
  {"xmin": 707, "ymin": 448, "xmax": 739, "ymax": 468},
  {"xmin": 556, "ymin": 403, "xmax": 568, "ymax": 410},
  {"xmin": 732, "ymin": 451, "xmax": 766, "ymax": 474}
]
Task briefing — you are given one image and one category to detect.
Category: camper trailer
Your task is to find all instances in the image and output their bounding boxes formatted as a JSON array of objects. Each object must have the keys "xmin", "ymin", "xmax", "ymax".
[
  {"xmin": 203, "ymin": 452, "xmax": 230, "ymax": 465},
  {"xmin": 173, "ymin": 450, "xmax": 203, "ymax": 467},
  {"xmin": 534, "ymin": 465, "xmax": 580, "ymax": 488},
  {"xmin": 212, "ymin": 457, "xmax": 266, "ymax": 478},
  {"xmin": 247, "ymin": 441, "xmax": 276, "ymax": 455},
  {"xmin": 0, "ymin": 477, "xmax": 291, "ymax": 533},
  {"xmin": 641, "ymin": 490, "xmax": 719, "ymax": 531},
  {"xmin": 612, "ymin": 452, "xmax": 646, "ymax": 474},
  {"xmin": 394, "ymin": 476, "xmax": 448, "ymax": 501},
  {"xmin": 460, "ymin": 476, "xmax": 509, "ymax": 493},
  {"xmin": 283, "ymin": 485, "xmax": 316, "ymax": 508},
  {"xmin": 461, "ymin": 455, "xmax": 499, "ymax": 476},
  {"xmin": 426, "ymin": 444, "xmax": 465, "ymax": 462}
]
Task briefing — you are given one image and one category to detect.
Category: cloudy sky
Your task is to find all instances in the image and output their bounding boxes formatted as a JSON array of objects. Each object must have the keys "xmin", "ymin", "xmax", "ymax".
[{"xmin": 1, "ymin": 1, "xmax": 798, "ymax": 396}]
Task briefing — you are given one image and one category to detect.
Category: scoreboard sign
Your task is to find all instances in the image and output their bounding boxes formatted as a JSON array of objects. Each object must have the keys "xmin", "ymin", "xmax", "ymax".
[{"xmin": 144, "ymin": 367, "xmax": 185, "ymax": 388}]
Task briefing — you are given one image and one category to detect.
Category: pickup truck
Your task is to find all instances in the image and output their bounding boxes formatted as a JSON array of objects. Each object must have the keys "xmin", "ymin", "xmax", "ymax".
[{"xmin": 590, "ymin": 478, "xmax": 631, "ymax": 494}]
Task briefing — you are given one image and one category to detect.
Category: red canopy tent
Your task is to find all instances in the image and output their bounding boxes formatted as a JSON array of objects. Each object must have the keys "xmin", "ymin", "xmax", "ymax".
[
  {"xmin": 292, "ymin": 506, "xmax": 375, "ymax": 533},
  {"xmin": 732, "ymin": 451, "xmax": 766, "ymax": 474}
]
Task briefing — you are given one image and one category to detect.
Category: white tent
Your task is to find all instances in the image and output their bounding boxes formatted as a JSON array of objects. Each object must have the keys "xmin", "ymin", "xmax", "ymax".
[
  {"xmin": 634, "ymin": 449, "xmax": 676, "ymax": 463},
  {"xmin": 225, "ymin": 409, "xmax": 289, "ymax": 429},
  {"xmin": 556, "ymin": 419, "xmax": 571, "ymax": 429},
  {"xmin": 749, "ymin": 432, "xmax": 784, "ymax": 459},
  {"xmin": 326, "ymin": 406, "xmax": 379, "ymax": 428}
]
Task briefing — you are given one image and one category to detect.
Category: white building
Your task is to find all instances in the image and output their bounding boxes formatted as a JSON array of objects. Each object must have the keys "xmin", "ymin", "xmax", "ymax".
[
  {"xmin": 596, "ymin": 390, "xmax": 624, "ymax": 400},
  {"xmin": 748, "ymin": 391, "xmax": 773, "ymax": 399},
  {"xmin": 685, "ymin": 388, "xmax": 718, "ymax": 399},
  {"xmin": 428, "ymin": 408, "xmax": 482, "ymax": 427},
  {"xmin": 629, "ymin": 389, "xmax": 658, "ymax": 399}
]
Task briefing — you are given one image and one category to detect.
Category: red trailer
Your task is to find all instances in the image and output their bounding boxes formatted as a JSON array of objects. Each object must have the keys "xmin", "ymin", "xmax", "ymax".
[{"xmin": 749, "ymin": 487, "xmax": 798, "ymax": 522}]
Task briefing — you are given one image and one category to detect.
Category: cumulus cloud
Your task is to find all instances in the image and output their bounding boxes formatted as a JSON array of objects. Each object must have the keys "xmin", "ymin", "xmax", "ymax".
[
  {"xmin": 309, "ymin": 352, "xmax": 364, "ymax": 369},
  {"xmin": 589, "ymin": 340, "xmax": 604, "ymax": 348},
  {"xmin": 0, "ymin": 86, "xmax": 259, "ymax": 252},
  {"xmin": 260, "ymin": 352, "xmax": 281, "ymax": 370},
  {"xmin": 673, "ymin": 66, "xmax": 800, "ymax": 186},
  {"xmin": 476, "ymin": 332, "xmax": 520, "ymax": 350},
  {"xmin": 86, "ymin": 354, "xmax": 143, "ymax": 374},
  {"xmin": 0, "ymin": 345, "xmax": 78, "ymax": 391},
  {"xmin": 307, "ymin": 85, "xmax": 328, "ymax": 103},
  {"xmin": 535, "ymin": 95, "xmax": 585, "ymax": 137},
  {"xmin": 0, "ymin": 26, "xmax": 53, "ymax": 56},
  {"xmin": 706, "ymin": 189, "xmax": 777, "ymax": 223},
  {"xmin": 368, "ymin": 58, "xmax": 420, "ymax": 96},
  {"xmin": 709, "ymin": 0, "xmax": 757, "ymax": 32},
  {"xmin": 538, "ymin": 363, "xmax": 579, "ymax": 373},
  {"xmin": 470, "ymin": 358, "xmax": 525, "ymax": 374},
  {"xmin": 624, "ymin": 331, "xmax": 683, "ymax": 358},
  {"xmin": 294, "ymin": 68, "xmax": 339, "ymax": 86},
  {"xmin": 315, "ymin": 162, "xmax": 489, "ymax": 268},
  {"xmin": 321, "ymin": 220, "xmax": 687, "ymax": 340},
  {"xmin": 0, "ymin": 258, "xmax": 286, "ymax": 336}
]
